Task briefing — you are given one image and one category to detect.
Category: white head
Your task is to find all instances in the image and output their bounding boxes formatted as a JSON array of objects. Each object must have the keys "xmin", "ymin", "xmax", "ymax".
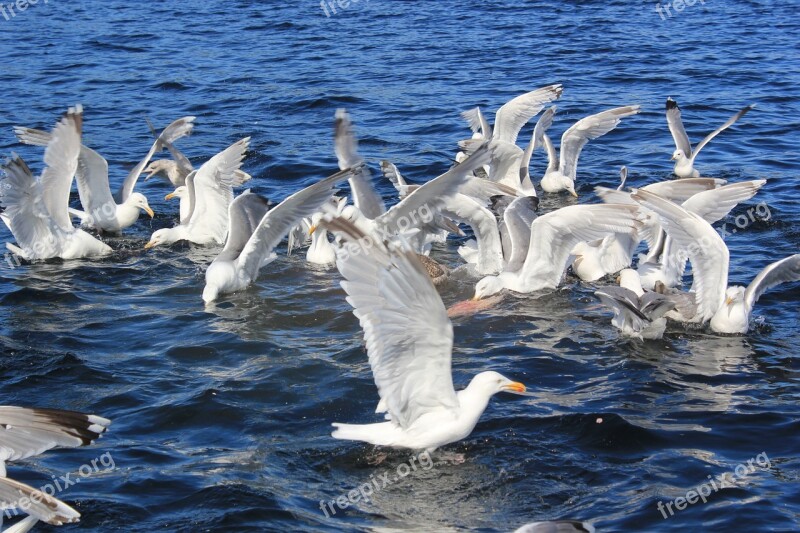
[
  {"xmin": 671, "ymin": 149, "xmax": 687, "ymax": 162},
  {"xmin": 125, "ymin": 192, "xmax": 154, "ymax": 218},
  {"xmin": 145, "ymin": 159, "xmax": 177, "ymax": 180},
  {"xmin": 467, "ymin": 371, "xmax": 529, "ymax": 398},
  {"xmin": 144, "ymin": 228, "xmax": 178, "ymax": 249},
  {"xmin": 723, "ymin": 286, "xmax": 746, "ymax": 308},
  {"xmin": 165, "ymin": 186, "xmax": 187, "ymax": 201},
  {"xmin": 473, "ymin": 275, "xmax": 506, "ymax": 301}
]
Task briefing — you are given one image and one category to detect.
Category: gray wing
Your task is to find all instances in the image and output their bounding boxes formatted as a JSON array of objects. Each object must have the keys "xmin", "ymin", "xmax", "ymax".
[
  {"xmin": 503, "ymin": 196, "xmax": 538, "ymax": 272},
  {"xmin": 692, "ymin": 104, "xmax": 755, "ymax": 159},
  {"xmin": 640, "ymin": 291, "xmax": 677, "ymax": 320},
  {"xmin": 375, "ymin": 143, "xmax": 493, "ymax": 236},
  {"xmin": 334, "ymin": 109, "xmax": 385, "ymax": 219},
  {"xmin": 596, "ymin": 286, "xmax": 649, "ymax": 322},
  {"xmin": 666, "ymin": 98, "xmax": 692, "ymax": 156},
  {"xmin": 146, "ymin": 115, "xmax": 195, "ymax": 174},
  {"xmin": 117, "ymin": 115, "xmax": 195, "ymax": 202},
  {"xmin": 217, "ymin": 191, "xmax": 272, "ymax": 262},
  {"xmin": 236, "ymin": 166, "xmax": 360, "ymax": 280},
  {"xmin": 559, "ymin": 105, "xmax": 641, "ymax": 181},
  {"xmin": 744, "ymin": 254, "xmax": 800, "ymax": 312}
]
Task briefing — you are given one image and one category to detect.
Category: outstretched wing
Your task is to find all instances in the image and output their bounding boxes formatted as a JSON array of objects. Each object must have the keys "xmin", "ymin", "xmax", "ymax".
[
  {"xmin": 187, "ymin": 138, "xmax": 250, "ymax": 243},
  {"xmin": 461, "ymin": 107, "xmax": 492, "ymax": 138},
  {"xmin": 692, "ymin": 104, "xmax": 754, "ymax": 160},
  {"xmin": 744, "ymin": 254, "xmax": 800, "ymax": 312},
  {"xmin": 559, "ymin": 105, "xmax": 640, "ymax": 181},
  {"xmin": 0, "ymin": 406, "xmax": 110, "ymax": 462},
  {"xmin": 325, "ymin": 217, "xmax": 458, "ymax": 429},
  {"xmin": 376, "ymin": 143, "xmax": 493, "ymax": 236},
  {"xmin": 118, "ymin": 116, "xmax": 195, "ymax": 202},
  {"xmin": 493, "ymin": 84, "xmax": 563, "ymax": 144},
  {"xmin": 0, "ymin": 156, "xmax": 57, "ymax": 257},
  {"xmin": 334, "ymin": 109, "xmax": 385, "ymax": 219},
  {"xmin": 521, "ymin": 204, "xmax": 642, "ymax": 288},
  {"xmin": 236, "ymin": 166, "xmax": 359, "ymax": 281},
  {"xmin": 217, "ymin": 191, "xmax": 272, "ymax": 262},
  {"xmin": 40, "ymin": 105, "xmax": 83, "ymax": 231},
  {"xmin": 666, "ymin": 98, "xmax": 692, "ymax": 156}
]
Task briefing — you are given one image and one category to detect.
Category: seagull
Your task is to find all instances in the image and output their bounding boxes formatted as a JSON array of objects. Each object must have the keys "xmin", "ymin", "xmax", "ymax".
[
  {"xmin": 472, "ymin": 204, "xmax": 642, "ymax": 300},
  {"xmin": 539, "ymin": 105, "xmax": 641, "ymax": 196},
  {"xmin": 145, "ymin": 138, "xmax": 250, "ymax": 249},
  {"xmin": 460, "ymin": 84, "xmax": 563, "ymax": 192},
  {"xmin": 639, "ymin": 180, "xmax": 765, "ymax": 290},
  {"xmin": 595, "ymin": 269, "xmax": 676, "ymax": 339},
  {"xmin": 323, "ymin": 216, "xmax": 532, "ymax": 452},
  {"xmin": 666, "ymin": 97, "xmax": 754, "ymax": 178},
  {"xmin": 202, "ymin": 166, "xmax": 361, "ymax": 302},
  {"xmin": 0, "ymin": 406, "xmax": 110, "ymax": 530},
  {"xmin": 14, "ymin": 115, "xmax": 195, "ymax": 233},
  {"xmin": 710, "ymin": 254, "xmax": 800, "ymax": 334},
  {"xmin": 142, "ymin": 116, "xmax": 195, "ymax": 186},
  {"xmin": 0, "ymin": 106, "xmax": 112, "ymax": 261}
]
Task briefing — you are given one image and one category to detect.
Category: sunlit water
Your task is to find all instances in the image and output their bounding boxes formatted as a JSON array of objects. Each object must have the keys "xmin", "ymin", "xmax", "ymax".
[{"xmin": 0, "ymin": 1, "xmax": 798, "ymax": 531}]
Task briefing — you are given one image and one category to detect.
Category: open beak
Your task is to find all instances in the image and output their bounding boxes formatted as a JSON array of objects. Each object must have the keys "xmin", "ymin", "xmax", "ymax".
[
  {"xmin": 502, "ymin": 381, "xmax": 533, "ymax": 396},
  {"xmin": 308, "ymin": 225, "xmax": 318, "ymax": 236},
  {"xmin": 165, "ymin": 192, "xmax": 177, "ymax": 201},
  {"xmin": 144, "ymin": 206, "xmax": 155, "ymax": 218},
  {"xmin": 144, "ymin": 241, "xmax": 156, "ymax": 250}
]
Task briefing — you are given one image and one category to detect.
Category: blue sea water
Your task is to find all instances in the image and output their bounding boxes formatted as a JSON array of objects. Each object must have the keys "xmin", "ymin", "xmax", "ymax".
[{"xmin": 0, "ymin": 0, "xmax": 798, "ymax": 531}]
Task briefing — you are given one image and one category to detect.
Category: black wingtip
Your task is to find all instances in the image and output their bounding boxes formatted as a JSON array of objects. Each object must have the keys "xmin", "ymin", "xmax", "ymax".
[{"xmin": 666, "ymin": 97, "xmax": 679, "ymax": 110}]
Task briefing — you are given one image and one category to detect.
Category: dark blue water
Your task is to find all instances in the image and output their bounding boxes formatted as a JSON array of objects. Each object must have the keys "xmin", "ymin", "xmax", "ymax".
[{"xmin": 1, "ymin": 0, "xmax": 798, "ymax": 531}]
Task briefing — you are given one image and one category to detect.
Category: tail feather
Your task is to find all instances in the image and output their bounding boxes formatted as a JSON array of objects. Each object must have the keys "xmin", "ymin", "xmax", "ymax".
[{"xmin": 331, "ymin": 422, "xmax": 400, "ymax": 446}]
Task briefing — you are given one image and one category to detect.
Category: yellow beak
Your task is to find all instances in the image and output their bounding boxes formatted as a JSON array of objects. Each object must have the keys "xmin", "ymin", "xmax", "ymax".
[
  {"xmin": 502, "ymin": 382, "xmax": 527, "ymax": 394},
  {"xmin": 670, "ymin": 154, "xmax": 678, "ymax": 161},
  {"xmin": 144, "ymin": 206, "xmax": 155, "ymax": 218},
  {"xmin": 144, "ymin": 241, "xmax": 156, "ymax": 250},
  {"xmin": 471, "ymin": 294, "xmax": 480, "ymax": 301},
  {"xmin": 165, "ymin": 192, "xmax": 177, "ymax": 201},
  {"xmin": 308, "ymin": 225, "xmax": 318, "ymax": 236},
  {"xmin": 725, "ymin": 297, "xmax": 733, "ymax": 305},
  {"xmin": 570, "ymin": 189, "xmax": 578, "ymax": 198}
]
